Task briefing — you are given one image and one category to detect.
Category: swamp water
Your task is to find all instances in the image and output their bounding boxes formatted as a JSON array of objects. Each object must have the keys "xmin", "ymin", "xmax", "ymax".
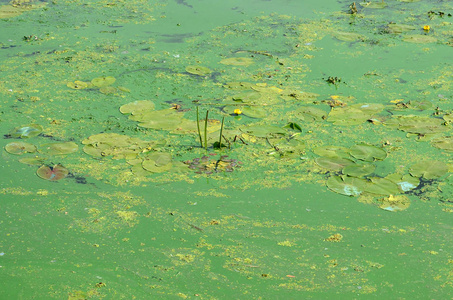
[{"xmin": 1, "ymin": 0, "xmax": 453, "ymax": 298}]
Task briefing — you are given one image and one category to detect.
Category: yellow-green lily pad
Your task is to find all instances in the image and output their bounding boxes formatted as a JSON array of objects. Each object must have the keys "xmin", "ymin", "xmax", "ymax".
[
  {"xmin": 91, "ymin": 76, "xmax": 116, "ymax": 87},
  {"xmin": 349, "ymin": 144, "xmax": 387, "ymax": 162},
  {"xmin": 313, "ymin": 145, "xmax": 350, "ymax": 158},
  {"xmin": 4, "ymin": 141, "xmax": 37, "ymax": 155},
  {"xmin": 333, "ymin": 31, "xmax": 364, "ymax": 42},
  {"xmin": 386, "ymin": 173, "xmax": 419, "ymax": 192},
  {"xmin": 185, "ymin": 65, "xmax": 211, "ymax": 76},
  {"xmin": 409, "ymin": 160, "xmax": 448, "ymax": 180},
  {"xmin": 9, "ymin": 124, "xmax": 43, "ymax": 138},
  {"xmin": 365, "ymin": 177, "xmax": 400, "ymax": 195},
  {"xmin": 315, "ymin": 156, "xmax": 354, "ymax": 171},
  {"xmin": 432, "ymin": 136, "xmax": 453, "ymax": 152},
  {"xmin": 342, "ymin": 163, "xmax": 375, "ymax": 177},
  {"xmin": 220, "ymin": 57, "xmax": 254, "ymax": 66},
  {"xmin": 326, "ymin": 175, "xmax": 367, "ymax": 196},
  {"xmin": 99, "ymin": 86, "xmax": 117, "ymax": 94},
  {"xmin": 39, "ymin": 142, "xmax": 79, "ymax": 155},
  {"xmin": 378, "ymin": 195, "xmax": 410, "ymax": 212},
  {"xmin": 328, "ymin": 103, "xmax": 384, "ymax": 125},
  {"xmin": 142, "ymin": 152, "xmax": 172, "ymax": 173},
  {"xmin": 67, "ymin": 80, "xmax": 89, "ymax": 90},
  {"xmin": 403, "ymin": 35, "xmax": 437, "ymax": 44},
  {"xmin": 120, "ymin": 100, "xmax": 155, "ymax": 115},
  {"xmin": 387, "ymin": 24, "xmax": 416, "ymax": 34}
]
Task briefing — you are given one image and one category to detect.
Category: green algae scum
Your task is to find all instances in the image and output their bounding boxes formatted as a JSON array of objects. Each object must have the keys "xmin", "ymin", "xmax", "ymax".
[{"xmin": 2, "ymin": 0, "xmax": 453, "ymax": 298}]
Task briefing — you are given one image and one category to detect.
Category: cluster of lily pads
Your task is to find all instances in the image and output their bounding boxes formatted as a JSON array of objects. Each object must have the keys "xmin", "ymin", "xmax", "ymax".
[
  {"xmin": 3, "ymin": 124, "xmax": 77, "ymax": 181},
  {"xmin": 184, "ymin": 154, "xmax": 242, "ymax": 175},
  {"xmin": 314, "ymin": 143, "xmax": 448, "ymax": 211},
  {"xmin": 67, "ymin": 75, "xmax": 130, "ymax": 95}
]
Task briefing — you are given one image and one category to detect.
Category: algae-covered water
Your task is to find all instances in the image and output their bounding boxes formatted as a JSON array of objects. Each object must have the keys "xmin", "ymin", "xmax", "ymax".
[{"xmin": 2, "ymin": 0, "xmax": 453, "ymax": 298}]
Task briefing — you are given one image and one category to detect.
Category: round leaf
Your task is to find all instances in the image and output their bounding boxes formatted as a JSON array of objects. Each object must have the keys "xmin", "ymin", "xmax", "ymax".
[
  {"xmin": 409, "ymin": 161, "xmax": 448, "ymax": 180},
  {"xmin": 349, "ymin": 144, "xmax": 387, "ymax": 162},
  {"xmin": 326, "ymin": 175, "xmax": 367, "ymax": 196}
]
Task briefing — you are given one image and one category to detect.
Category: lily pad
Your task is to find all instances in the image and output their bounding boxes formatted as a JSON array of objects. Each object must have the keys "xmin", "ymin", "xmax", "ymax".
[
  {"xmin": 91, "ymin": 76, "xmax": 116, "ymax": 87},
  {"xmin": 37, "ymin": 164, "xmax": 69, "ymax": 181},
  {"xmin": 67, "ymin": 80, "xmax": 89, "ymax": 89},
  {"xmin": 9, "ymin": 124, "xmax": 42, "ymax": 138},
  {"xmin": 385, "ymin": 115, "xmax": 448, "ymax": 135},
  {"xmin": 185, "ymin": 65, "xmax": 211, "ymax": 76},
  {"xmin": 327, "ymin": 103, "xmax": 384, "ymax": 125},
  {"xmin": 326, "ymin": 175, "xmax": 367, "ymax": 196},
  {"xmin": 142, "ymin": 152, "xmax": 173, "ymax": 173},
  {"xmin": 19, "ymin": 156, "xmax": 46, "ymax": 165},
  {"xmin": 432, "ymin": 136, "xmax": 453, "ymax": 152},
  {"xmin": 333, "ymin": 31, "xmax": 363, "ymax": 42},
  {"xmin": 4, "ymin": 142, "xmax": 37, "ymax": 155},
  {"xmin": 409, "ymin": 160, "xmax": 448, "ymax": 180},
  {"xmin": 359, "ymin": 2, "xmax": 387, "ymax": 8},
  {"xmin": 403, "ymin": 35, "xmax": 437, "ymax": 44},
  {"xmin": 313, "ymin": 145, "xmax": 350, "ymax": 158},
  {"xmin": 119, "ymin": 100, "xmax": 155, "ymax": 115},
  {"xmin": 349, "ymin": 144, "xmax": 387, "ymax": 162},
  {"xmin": 223, "ymin": 105, "xmax": 267, "ymax": 118},
  {"xmin": 99, "ymin": 86, "xmax": 117, "ymax": 94},
  {"xmin": 315, "ymin": 156, "xmax": 354, "ymax": 171},
  {"xmin": 39, "ymin": 142, "xmax": 79, "ymax": 155},
  {"xmin": 342, "ymin": 163, "xmax": 375, "ymax": 177},
  {"xmin": 220, "ymin": 57, "xmax": 254, "ymax": 66},
  {"xmin": 365, "ymin": 177, "xmax": 400, "ymax": 195},
  {"xmin": 387, "ymin": 24, "xmax": 416, "ymax": 34},
  {"xmin": 378, "ymin": 195, "xmax": 410, "ymax": 212},
  {"xmin": 294, "ymin": 106, "xmax": 327, "ymax": 122},
  {"xmin": 386, "ymin": 173, "xmax": 419, "ymax": 192}
]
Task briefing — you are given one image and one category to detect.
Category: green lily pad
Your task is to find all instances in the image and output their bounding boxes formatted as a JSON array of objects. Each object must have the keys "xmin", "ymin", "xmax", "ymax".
[
  {"xmin": 326, "ymin": 175, "xmax": 367, "ymax": 196},
  {"xmin": 294, "ymin": 106, "xmax": 327, "ymax": 122},
  {"xmin": 360, "ymin": 1, "xmax": 387, "ymax": 8},
  {"xmin": 365, "ymin": 177, "xmax": 400, "ymax": 195},
  {"xmin": 39, "ymin": 142, "xmax": 79, "ymax": 155},
  {"xmin": 231, "ymin": 91, "xmax": 261, "ymax": 103},
  {"xmin": 386, "ymin": 115, "xmax": 448, "ymax": 135},
  {"xmin": 99, "ymin": 86, "xmax": 117, "ymax": 94},
  {"xmin": 378, "ymin": 195, "xmax": 410, "ymax": 212},
  {"xmin": 327, "ymin": 103, "xmax": 384, "ymax": 125},
  {"xmin": 403, "ymin": 35, "xmax": 437, "ymax": 44},
  {"xmin": 313, "ymin": 145, "xmax": 350, "ymax": 158},
  {"xmin": 142, "ymin": 152, "xmax": 173, "ymax": 173},
  {"xmin": 409, "ymin": 160, "xmax": 448, "ymax": 180},
  {"xmin": 432, "ymin": 136, "xmax": 453, "ymax": 152},
  {"xmin": 349, "ymin": 144, "xmax": 387, "ymax": 162},
  {"xmin": 342, "ymin": 163, "xmax": 375, "ymax": 177},
  {"xmin": 120, "ymin": 100, "xmax": 155, "ymax": 115},
  {"xmin": 37, "ymin": 164, "xmax": 69, "ymax": 181},
  {"xmin": 19, "ymin": 156, "xmax": 46, "ymax": 165},
  {"xmin": 333, "ymin": 31, "xmax": 364, "ymax": 42},
  {"xmin": 4, "ymin": 141, "xmax": 37, "ymax": 155},
  {"xmin": 386, "ymin": 173, "xmax": 419, "ymax": 192},
  {"xmin": 185, "ymin": 65, "xmax": 211, "ymax": 76},
  {"xmin": 91, "ymin": 76, "xmax": 116, "ymax": 87},
  {"xmin": 220, "ymin": 57, "xmax": 254, "ymax": 66},
  {"xmin": 66, "ymin": 80, "xmax": 89, "ymax": 90},
  {"xmin": 281, "ymin": 90, "xmax": 320, "ymax": 101},
  {"xmin": 9, "ymin": 124, "xmax": 42, "ymax": 138},
  {"xmin": 315, "ymin": 156, "xmax": 354, "ymax": 171},
  {"xmin": 240, "ymin": 124, "xmax": 286, "ymax": 138},
  {"xmin": 387, "ymin": 24, "xmax": 416, "ymax": 34}
]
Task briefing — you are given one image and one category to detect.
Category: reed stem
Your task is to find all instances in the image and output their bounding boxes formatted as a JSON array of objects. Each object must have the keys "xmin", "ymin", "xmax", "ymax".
[{"xmin": 196, "ymin": 106, "xmax": 203, "ymax": 148}]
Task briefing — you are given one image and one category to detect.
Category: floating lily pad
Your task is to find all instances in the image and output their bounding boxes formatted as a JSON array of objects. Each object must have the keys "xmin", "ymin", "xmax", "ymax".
[
  {"xmin": 4, "ymin": 142, "xmax": 37, "ymax": 155},
  {"xmin": 378, "ymin": 195, "xmax": 410, "ymax": 212},
  {"xmin": 220, "ymin": 57, "xmax": 254, "ymax": 66},
  {"xmin": 328, "ymin": 103, "xmax": 384, "ymax": 125},
  {"xmin": 281, "ymin": 90, "xmax": 320, "ymax": 101},
  {"xmin": 349, "ymin": 144, "xmax": 387, "ymax": 162},
  {"xmin": 386, "ymin": 173, "xmax": 419, "ymax": 192},
  {"xmin": 142, "ymin": 152, "xmax": 172, "ymax": 173},
  {"xmin": 387, "ymin": 24, "xmax": 416, "ymax": 34},
  {"xmin": 313, "ymin": 145, "xmax": 350, "ymax": 158},
  {"xmin": 294, "ymin": 106, "xmax": 327, "ymax": 121},
  {"xmin": 19, "ymin": 156, "xmax": 46, "ymax": 165},
  {"xmin": 185, "ymin": 65, "xmax": 211, "ymax": 76},
  {"xmin": 91, "ymin": 76, "xmax": 116, "ymax": 87},
  {"xmin": 326, "ymin": 175, "xmax": 367, "ymax": 196},
  {"xmin": 385, "ymin": 115, "xmax": 448, "ymax": 135},
  {"xmin": 223, "ymin": 105, "xmax": 266, "ymax": 118},
  {"xmin": 315, "ymin": 156, "xmax": 354, "ymax": 171},
  {"xmin": 240, "ymin": 124, "xmax": 286, "ymax": 138},
  {"xmin": 432, "ymin": 136, "xmax": 453, "ymax": 152},
  {"xmin": 333, "ymin": 31, "xmax": 363, "ymax": 42},
  {"xmin": 403, "ymin": 35, "xmax": 437, "ymax": 44},
  {"xmin": 9, "ymin": 124, "xmax": 42, "ymax": 138},
  {"xmin": 99, "ymin": 86, "xmax": 117, "ymax": 94},
  {"xmin": 120, "ymin": 100, "xmax": 155, "ymax": 115},
  {"xmin": 365, "ymin": 177, "xmax": 400, "ymax": 195},
  {"xmin": 39, "ymin": 142, "xmax": 79, "ymax": 155},
  {"xmin": 409, "ymin": 160, "xmax": 448, "ymax": 180},
  {"xmin": 342, "ymin": 163, "xmax": 375, "ymax": 177},
  {"xmin": 67, "ymin": 80, "xmax": 89, "ymax": 89},
  {"xmin": 37, "ymin": 164, "xmax": 69, "ymax": 181},
  {"xmin": 360, "ymin": 1, "xmax": 387, "ymax": 8}
]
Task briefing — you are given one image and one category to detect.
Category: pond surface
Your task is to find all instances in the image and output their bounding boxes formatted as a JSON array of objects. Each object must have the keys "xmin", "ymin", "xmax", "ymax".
[{"xmin": 1, "ymin": 0, "xmax": 453, "ymax": 298}]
